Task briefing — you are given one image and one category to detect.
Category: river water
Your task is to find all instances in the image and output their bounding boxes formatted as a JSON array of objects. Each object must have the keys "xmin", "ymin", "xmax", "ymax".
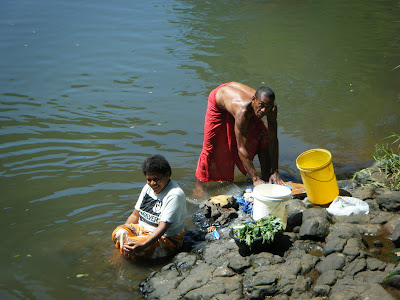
[{"xmin": 1, "ymin": 0, "xmax": 399, "ymax": 298}]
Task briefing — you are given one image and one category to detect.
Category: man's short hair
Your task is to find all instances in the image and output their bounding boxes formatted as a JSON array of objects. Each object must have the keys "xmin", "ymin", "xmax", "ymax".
[
  {"xmin": 255, "ymin": 86, "xmax": 275, "ymax": 101},
  {"xmin": 142, "ymin": 154, "xmax": 172, "ymax": 176}
]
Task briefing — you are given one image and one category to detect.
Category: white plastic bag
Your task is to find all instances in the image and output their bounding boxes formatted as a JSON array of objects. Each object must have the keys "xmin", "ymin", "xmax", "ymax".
[{"xmin": 326, "ymin": 196, "xmax": 369, "ymax": 216}]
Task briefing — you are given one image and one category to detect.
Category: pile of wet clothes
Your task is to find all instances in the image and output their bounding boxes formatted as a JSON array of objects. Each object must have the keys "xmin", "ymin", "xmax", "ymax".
[{"xmin": 200, "ymin": 195, "xmax": 240, "ymax": 227}]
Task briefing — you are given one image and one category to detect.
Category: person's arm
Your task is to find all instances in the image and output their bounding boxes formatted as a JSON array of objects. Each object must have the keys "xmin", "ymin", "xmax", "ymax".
[
  {"xmin": 123, "ymin": 221, "xmax": 171, "ymax": 255},
  {"xmin": 235, "ymin": 110, "xmax": 265, "ymax": 186},
  {"xmin": 266, "ymin": 103, "xmax": 284, "ymax": 185},
  {"xmin": 125, "ymin": 209, "xmax": 139, "ymax": 224}
]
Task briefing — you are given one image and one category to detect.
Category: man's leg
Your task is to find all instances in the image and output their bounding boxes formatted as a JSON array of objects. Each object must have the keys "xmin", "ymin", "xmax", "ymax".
[
  {"xmin": 193, "ymin": 179, "xmax": 208, "ymax": 200},
  {"xmin": 258, "ymin": 146, "xmax": 271, "ymax": 182}
]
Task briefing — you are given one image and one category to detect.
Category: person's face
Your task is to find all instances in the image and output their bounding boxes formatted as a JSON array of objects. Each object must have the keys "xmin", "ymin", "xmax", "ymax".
[
  {"xmin": 145, "ymin": 172, "xmax": 170, "ymax": 194},
  {"xmin": 253, "ymin": 95, "xmax": 275, "ymax": 118}
]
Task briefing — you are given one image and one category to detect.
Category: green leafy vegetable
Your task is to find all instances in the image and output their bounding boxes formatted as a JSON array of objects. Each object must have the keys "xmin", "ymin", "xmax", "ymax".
[{"xmin": 232, "ymin": 215, "xmax": 283, "ymax": 247}]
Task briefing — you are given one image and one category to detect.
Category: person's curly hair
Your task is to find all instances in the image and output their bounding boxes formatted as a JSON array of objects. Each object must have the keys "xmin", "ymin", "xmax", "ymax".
[{"xmin": 142, "ymin": 154, "xmax": 172, "ymax": 176}]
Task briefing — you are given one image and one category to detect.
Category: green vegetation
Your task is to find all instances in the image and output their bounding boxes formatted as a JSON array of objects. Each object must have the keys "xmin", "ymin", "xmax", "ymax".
[
  {"xmin": 385, "ymin": 248, "xmax": 400, "ymax": 280},
  {"xmin": 232, "ymin": 215, "xmax": 283, "ymax": 247},
  {"xmin": 372, "ymin": 133, "xmax": 400, "ymax": 190},
  {"xmin": 353, "ymin": 133, "xmax": 400, "ymax": 190}
]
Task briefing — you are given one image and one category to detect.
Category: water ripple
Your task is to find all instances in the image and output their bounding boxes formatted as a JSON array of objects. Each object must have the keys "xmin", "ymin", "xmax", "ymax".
[{"xmin": 30, "ymin": 182, "xmax": 141, "ymax": 203}]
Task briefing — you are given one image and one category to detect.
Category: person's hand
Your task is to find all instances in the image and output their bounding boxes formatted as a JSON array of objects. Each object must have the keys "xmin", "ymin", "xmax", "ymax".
[
  {"xmin": 253, "ymin": 178, "xmax": 266, "ymax": 186},
  {"xmin": 268, "ymin": 171, "xmax": 285, "ymax": 185},
  {"xmin": 122, "ymin": 241, "xmax": 146, "ymax": 257}
]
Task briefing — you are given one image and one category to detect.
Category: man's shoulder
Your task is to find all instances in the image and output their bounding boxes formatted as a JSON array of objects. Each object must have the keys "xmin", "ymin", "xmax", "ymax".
[{"xmin": 217, "ymin": 88, "xmax": 251, "ymax": 117}]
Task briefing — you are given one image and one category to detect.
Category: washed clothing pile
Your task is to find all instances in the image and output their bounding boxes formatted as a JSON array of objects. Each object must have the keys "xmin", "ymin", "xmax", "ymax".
[
  {"xmin": 200, "ymin": 195, "xmax": 239, "ymax": 226},
  {"xmin": 236, "ymin": 196, "xmax": 253, "ymax": 215}
]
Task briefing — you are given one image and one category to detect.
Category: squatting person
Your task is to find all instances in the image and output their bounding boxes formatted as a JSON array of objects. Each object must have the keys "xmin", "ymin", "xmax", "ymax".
[{"xmin": 112, "ymin": 154, "xmax": 187, "ymax": 260}]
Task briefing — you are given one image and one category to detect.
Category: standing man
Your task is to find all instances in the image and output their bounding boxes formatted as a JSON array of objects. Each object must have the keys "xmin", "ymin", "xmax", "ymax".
[{"xmin": 195, "ymin": 82, "xmax": 284, "ymax": 187}]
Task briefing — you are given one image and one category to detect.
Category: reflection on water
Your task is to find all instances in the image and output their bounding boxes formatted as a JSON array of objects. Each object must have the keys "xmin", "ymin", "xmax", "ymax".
[{"xmin": 1, "ymin": 0, "xmax": 399, "ymax": 298}]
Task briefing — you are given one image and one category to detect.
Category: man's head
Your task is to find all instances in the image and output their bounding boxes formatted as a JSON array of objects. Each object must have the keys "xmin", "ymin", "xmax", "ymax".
[
  {"xmin": 252, "ymin": 86, "xmax": 275, "ymax": 118},
  {"xmin": 142, "ymin": 154, "xmax": 172, "ymax": 194}
]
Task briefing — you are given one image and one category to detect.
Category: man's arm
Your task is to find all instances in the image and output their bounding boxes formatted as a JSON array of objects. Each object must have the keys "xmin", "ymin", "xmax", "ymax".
[{"xmin": 235, "ymin": 110, "xmax": 265, "ymax": 186}]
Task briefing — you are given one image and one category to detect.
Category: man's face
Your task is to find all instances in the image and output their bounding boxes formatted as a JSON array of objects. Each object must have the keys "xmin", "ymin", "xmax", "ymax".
[
  {"xmin": 145, "ymin": 172, "xmax": 170, "ymax": 194},
  {"xmin": 253, "ymin": 95, "xmax": 275, "ymax": 118}
]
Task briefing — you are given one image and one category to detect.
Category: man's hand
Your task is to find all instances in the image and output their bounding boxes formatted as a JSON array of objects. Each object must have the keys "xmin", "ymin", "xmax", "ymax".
[
  {"xmin": 268, "ymin": 171, "xmax": 285, "ymax": 185},
  {"xmin": 253, "ymin": 178, "xmax": 266, "ymax": 186}
]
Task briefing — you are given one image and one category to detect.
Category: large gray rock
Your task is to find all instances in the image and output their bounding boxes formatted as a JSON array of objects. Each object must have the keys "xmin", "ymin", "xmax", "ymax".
[
  {"xmin": 353, "ymin": 270, "xmax": 387, "ymax": 284},
  {"xmin": 172, "ymin": 252, "xmax": 197, "ymax": 269},
  {"xmin": 327, "ymin": 223, "xmax": 360, "ymax": 240},
  {"xmin": 342, "ymin": 237, "xmax": 365, "ymax": 258},
  {"xmin": 316, "ymin": 253, "xmax": 346, "ymax": 274},
  {"xmin": 385, "ymin": 274, "xmax": 400, "ymax": 289},
  {"xmin": 366, "ymin": 257, "xmax": 387, "ymax": 271},
  {"xmin": 352, "ymin": 185, "xmax": 376, "ymax": 200},
  {"xmin": 299, "ymin": 208, "xmax": 331, "ymax": 240},
  {"xmin": 376, "ymin": 191, "xmax": 400, "ymax": 211},
  {"xmin": 227, "ymin": 253, "xmax": 252, "ymax": 273},
  {"xmin": 202, "ymin": 239, "xmax": 238, "ymax": 265},
  {"xmin": 370, "ymin": 211, "xmax": 394, "ymax": 224},
  {"xmin": 175, "ymin": 261, "xmax": 216, "ymax": 296},
  {"xmin": 315, "ymin": 269, "xmax": 341, "ymax": 286},
  {"xmin": 285, "ymin": 249, "xmax": 319, "ymax": 274},
  {"xmin": 323, "ymin": 237, "xmax": 346, "ymax": 256},
  {"xmin": 390, "ymin": 223, "xmax": 400, "ymax": 247},
  {"xmin": 287, "ymin": 199, "xmax": 305, "ymax": 229},
  {"xmin": 244, "ymin": 265, "xmax": 279, "ymax": 297},
  {"xmin": 281, "ymin": 258, "xmax": 302, "ymax": 276},
  {"xmin": 312, "ymin": 284, "xmax": 331, "ymax": 297},
  {"xmin": 359, "ymin": 282, "xmax": 396, "ymax": 300},
  {"xmin": 330, "ymin": 278, "xmax": 394, "ymax": 300},
  {"xmin": 344, "ymin": 257, "xmax": 367, "ymax": 276},
  {"xmin": 276, "ymin": 273, "xmax": 296, "ymax": 295},
  {"xmin": 333, "ymin": 213, "xmax": 370, "ymax": 224},
  {"xmin": 293, "ymin": 275, "xmax": 313, "ymax": 293},
  {"xmin": 184, "ymin": 274, "xmax": 242, "ymax": 300},
  {"xmin": 144, "ymin": 268, "xmax": 184, "ymax": 299},
  {"xmin": 329, "ymin": 277, "xmax": 369, "ymax": 300}
]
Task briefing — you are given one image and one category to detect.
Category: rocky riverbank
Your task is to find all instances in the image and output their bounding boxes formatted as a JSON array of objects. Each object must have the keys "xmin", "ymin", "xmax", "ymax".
[{"xmin": 140, "ymin": 164, "xmax": 400, "ymax": 299}]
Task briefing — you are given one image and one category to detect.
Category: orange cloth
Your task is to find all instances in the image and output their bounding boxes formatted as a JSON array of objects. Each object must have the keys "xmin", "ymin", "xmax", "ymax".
[
  {"xmin": 286, "ymin": 181, "xmax": 306, "ymax": 195},
  {"xmin": 196, "ymin": 83, "xmax": 268, "ymax": 182},
  {"xmin": 112, "ymin": 223, "xmax": 185, "ymax": 260}
]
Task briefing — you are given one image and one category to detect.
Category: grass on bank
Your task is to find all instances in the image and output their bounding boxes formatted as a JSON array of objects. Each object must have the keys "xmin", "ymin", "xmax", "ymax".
[
  {"xmin": 353, "ymin": 133, "xmax": 400, "ymax": 191},
  {"xmin": 372, "ymin": 133, "xmax": 400, "ymax": 191},
  {"xmin": 373, "ymin": 135, "xmax": 400, "ymax": 283},
  {"xmin": 385, "ymin": 248, "xmax": 400, "ymax": 280}
]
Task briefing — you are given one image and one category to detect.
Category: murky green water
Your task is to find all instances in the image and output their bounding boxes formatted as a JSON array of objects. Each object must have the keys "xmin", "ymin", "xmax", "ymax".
[{"xmin": 1, "ymin": 0, "xmax": 399, "ymax": 298}]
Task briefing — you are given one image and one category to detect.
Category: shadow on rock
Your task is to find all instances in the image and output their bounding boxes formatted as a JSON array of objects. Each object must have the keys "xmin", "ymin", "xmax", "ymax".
[{"xmin": 235, "ymin": 232, "xmax": 293, "ymax": 257}]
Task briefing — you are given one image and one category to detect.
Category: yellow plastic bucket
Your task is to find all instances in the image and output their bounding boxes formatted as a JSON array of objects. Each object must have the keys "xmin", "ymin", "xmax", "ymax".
[{"xmin": 296, "ymin": 149, "xmax": 339, "ymax": 205}]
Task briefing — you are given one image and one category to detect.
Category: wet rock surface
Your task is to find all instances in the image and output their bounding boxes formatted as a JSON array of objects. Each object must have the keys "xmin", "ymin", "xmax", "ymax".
[{"xmin": 140, "ymin": 176, "xmax": 400, "ymax": 299}]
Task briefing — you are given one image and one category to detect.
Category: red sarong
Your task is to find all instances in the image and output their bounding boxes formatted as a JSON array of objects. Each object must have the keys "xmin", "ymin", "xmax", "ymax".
[{"xmin": 195, "ymin": 83, "xmax": 269, "ymax": 182}]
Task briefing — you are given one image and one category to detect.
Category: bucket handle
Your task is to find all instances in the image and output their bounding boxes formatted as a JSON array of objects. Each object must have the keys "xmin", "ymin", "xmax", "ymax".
[
  {"xmin": 303, "ymin": 171, "xmax": 335, "ymax": 183},
  {"xmin": 265, "ymin": 201, "xmax": 283, "ymax": 217}
]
